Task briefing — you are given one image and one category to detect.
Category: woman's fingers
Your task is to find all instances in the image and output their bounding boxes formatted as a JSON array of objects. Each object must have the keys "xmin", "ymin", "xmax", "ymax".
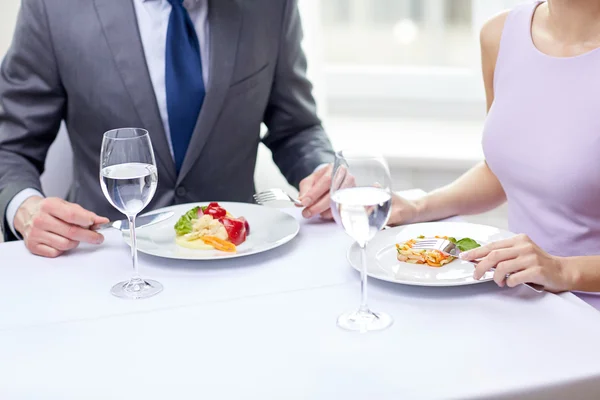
[
  {"xmin": 492, "ymin": 258, "xmax": 526, "ymax": 286},
  {"xmin": 505, "ymin": 267, "xmax": 543, "ymax": 288},
  {"xmin": 473, "ymin": 247, "xmax": 522, "ymax": 280},
  {"xmin": 461, "ymin": 235, "xmax": 524, "ymax": 261}
]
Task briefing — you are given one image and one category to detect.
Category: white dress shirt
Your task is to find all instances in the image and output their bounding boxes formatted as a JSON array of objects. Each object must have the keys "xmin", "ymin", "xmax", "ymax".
[{"xmin": 6, "ymin": 0, "xmax": 209, "ymax": 236}]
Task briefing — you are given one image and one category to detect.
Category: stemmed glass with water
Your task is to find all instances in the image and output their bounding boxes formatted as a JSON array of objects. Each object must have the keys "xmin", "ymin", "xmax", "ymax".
[
  {"xmin": 330, "ymin": 150, "xmax": 393, "ymax": 332},
  {"xmin": 100, "ymin": 128, "xmax": 163, "ymax": 299}
]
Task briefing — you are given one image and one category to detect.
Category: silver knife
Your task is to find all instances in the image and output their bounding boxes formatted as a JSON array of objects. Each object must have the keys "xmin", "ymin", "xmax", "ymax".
[{"xmin": 94, "ymin": 211, "xmax": 175, "ymax": 231}]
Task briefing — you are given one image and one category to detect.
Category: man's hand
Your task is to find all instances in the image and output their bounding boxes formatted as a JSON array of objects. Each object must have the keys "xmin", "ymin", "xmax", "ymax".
[
  {"xmin": 14, "ymin": 196, "xmax": 109, "ymax": 258},
  {"xmin": 298, "ymin": 164, "xmax": 334, "ymax": 220}
]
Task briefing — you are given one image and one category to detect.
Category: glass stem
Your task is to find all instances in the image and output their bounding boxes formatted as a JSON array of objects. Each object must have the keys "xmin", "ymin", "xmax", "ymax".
[
  {"xmin": 128, "ymin": 215, "xmax": 141, "ymax": 281},
  {"xmin": 359, "ymin": 243, "xmax": 369, "ymax": 313}
]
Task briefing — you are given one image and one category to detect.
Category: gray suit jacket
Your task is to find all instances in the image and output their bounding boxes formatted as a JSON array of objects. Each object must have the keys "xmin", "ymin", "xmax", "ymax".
[{"xmin": 0, "ymin": 0, "xmax": 334, "ymax": 241}]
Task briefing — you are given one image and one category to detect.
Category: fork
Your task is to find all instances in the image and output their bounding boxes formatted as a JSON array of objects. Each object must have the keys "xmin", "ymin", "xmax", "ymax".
[
  {"xmin": 411, "ymin": 238, "xmax": 545, "ymax": 293},
  {"xmin": 253, "ymin": 188, "xmax": 303, "ymax": 206}
]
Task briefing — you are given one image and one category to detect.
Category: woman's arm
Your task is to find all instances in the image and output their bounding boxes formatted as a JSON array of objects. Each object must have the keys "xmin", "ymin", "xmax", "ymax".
[
  {"xmin": 561, "ymin": 256, "xmax": 600, "ymax": 292},
  {"xmin": 390, "ymin": 12, "xmax": 510, "ymax": 226},
  {"xmin": 410, "ymin": 162, "xmax": 505, "ymax": 223}
]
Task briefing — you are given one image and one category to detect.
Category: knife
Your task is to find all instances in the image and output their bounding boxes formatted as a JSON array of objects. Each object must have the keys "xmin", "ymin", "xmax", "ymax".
[{"xmin": 93, "ymin": 211, "xmax": 175, "ymax": 231}]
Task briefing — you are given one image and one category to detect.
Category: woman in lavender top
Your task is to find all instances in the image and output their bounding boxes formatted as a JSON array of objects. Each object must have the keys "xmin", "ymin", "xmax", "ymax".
[{"xmin": 389, "ymin": 0, "xmax": 600, "ymax": 292}]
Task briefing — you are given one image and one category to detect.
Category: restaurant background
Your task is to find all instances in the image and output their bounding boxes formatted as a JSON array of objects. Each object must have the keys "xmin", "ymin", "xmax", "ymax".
[{"xmin": 0, "ymin": 0, "xmax": 527, "ymax": 241}]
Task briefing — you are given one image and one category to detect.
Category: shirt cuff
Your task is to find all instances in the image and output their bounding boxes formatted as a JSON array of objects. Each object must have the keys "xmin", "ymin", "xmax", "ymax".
[{"xmin": 6, "ymin": 188, "xmax": 44, "ymax": 238}]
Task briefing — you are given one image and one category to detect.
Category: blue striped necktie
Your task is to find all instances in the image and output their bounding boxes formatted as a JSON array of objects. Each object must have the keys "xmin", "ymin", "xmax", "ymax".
[{"xmin": 165, "ymin": 0, "xmax": 205, "ymax": 173}]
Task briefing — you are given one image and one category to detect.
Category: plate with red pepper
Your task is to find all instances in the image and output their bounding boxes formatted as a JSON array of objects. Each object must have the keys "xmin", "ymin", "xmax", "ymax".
[{"xmin": 123, "ymin": 202, "xmax": 300, "ymax": 260}]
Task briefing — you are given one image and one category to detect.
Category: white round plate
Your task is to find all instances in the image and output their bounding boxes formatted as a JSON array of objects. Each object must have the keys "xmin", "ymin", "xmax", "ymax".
[
  {"xmin": 123, "ymin": 202, "xmax": 300, "ymax": 260},
  {"xmin": 347, "ymin": 221, "xmax": 515, "ymax": 287}
]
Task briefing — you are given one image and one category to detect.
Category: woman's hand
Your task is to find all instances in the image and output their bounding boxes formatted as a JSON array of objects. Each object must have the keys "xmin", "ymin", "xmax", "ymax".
[
  {"xmin": 460, "ymin": 234, "xmax": 575, "ymax": 293},
  {"xmin": 388, "ymin": 194, "xmax": 419, "ymax": 227}
]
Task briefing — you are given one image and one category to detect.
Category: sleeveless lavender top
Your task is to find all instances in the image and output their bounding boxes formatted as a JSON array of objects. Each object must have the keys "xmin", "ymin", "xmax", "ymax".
[{"xmin": 482, "ymin": 1, "xmax": 600, "ymax": 257}]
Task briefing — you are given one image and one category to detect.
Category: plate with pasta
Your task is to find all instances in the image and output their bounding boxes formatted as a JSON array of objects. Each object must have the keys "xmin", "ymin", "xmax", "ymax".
[{"xmin": 347, "ymin": 221, "xmax": 516, "ymax": 287}]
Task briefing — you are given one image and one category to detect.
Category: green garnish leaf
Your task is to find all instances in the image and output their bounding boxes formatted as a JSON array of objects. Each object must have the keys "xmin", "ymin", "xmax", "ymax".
[
  {"xmin": 174, "ymin": 206, "xmax": 200, "ymax": 236},
  {"xmin": 417, "ymin": 235, "xmax": 425, "ymax": 239},
  {"xmin": 454, "ymin": 237, "xmax": 480, "ymax": 252}
]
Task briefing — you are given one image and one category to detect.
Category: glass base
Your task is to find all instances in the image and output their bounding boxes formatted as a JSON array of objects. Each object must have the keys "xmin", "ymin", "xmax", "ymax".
[
  {"xmin": 111, "ymin": 278, "xmax": 163, "ymax": 299},
  {"xmin": 337, "ymin": 309, "xmax": 393, "ymax": 332}
]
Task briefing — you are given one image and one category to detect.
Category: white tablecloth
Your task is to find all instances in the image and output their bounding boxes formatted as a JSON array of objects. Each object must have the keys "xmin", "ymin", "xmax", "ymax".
[{"xmin": 1, "ymin": 190, "xmax": 600, "ymax": 399}]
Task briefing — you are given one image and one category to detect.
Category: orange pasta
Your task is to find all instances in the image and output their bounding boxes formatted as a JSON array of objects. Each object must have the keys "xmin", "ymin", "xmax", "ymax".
[{"xmin": 396, "ymin": 236, "xmax": 453, "ymax": 267}]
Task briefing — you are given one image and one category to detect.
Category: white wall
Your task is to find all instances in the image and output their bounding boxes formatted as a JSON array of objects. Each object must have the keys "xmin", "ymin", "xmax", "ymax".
[{"xmin": 0, "ymin": 1, "xmax": 19, "ymax": 57}]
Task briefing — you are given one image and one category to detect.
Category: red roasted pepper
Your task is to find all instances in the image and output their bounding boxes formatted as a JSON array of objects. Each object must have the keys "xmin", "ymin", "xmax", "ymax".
[
  {"xmin": 220, "ymin": 217, "xmax": 247, "ymax": 245},
  {"xmin": 239, "ymin": 216, "xmax": 250, "ymax": 235},
  {"xmin": 203, "ymin": 203, "xmax": 227, "ymax": 219}
]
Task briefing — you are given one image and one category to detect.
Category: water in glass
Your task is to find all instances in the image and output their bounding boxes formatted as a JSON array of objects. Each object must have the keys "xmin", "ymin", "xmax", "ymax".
[{"xmin": 100, "ymin": 163, "xmax": 158, "ymax": 216}]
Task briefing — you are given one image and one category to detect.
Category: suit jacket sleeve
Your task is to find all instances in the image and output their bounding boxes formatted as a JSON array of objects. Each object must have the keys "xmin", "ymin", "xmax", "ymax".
[
  {"xmin": 261, "ymin": 0, "xmax": 335, "ymax": 189},
  {"xmin": 0, "ymin": 0, "xmax": 65, "ymax": 241}
]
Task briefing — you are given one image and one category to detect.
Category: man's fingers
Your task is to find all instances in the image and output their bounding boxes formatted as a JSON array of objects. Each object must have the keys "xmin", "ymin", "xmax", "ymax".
[
  {"xmin": 299, "ymin": 165, "xmax": 332, "ymax": 206},
  {"xmin": 36, "ymin": 230, "xmax": 80, "ymax": 252},
  {"xmin": 19, "ymin": 198, "xmax": 106, "ymax": 258},
  {"xmin": 320, "ymin": 209, "xmax": 333, "ymax": 220},
  {"xmin": 93, "ymin": 215, "xmax": 110, "ymax": 225},
  {"xmin": 300, "ymin": 171, "xmax": 332, "ymax": 210},
  {"xmin": 298, "ymin": 175, "xmax": 316, "ymax": 203},
  {"xmin": 34, "ymin": 214, "xmax": 104, "ymax": 244},
  {"xmin": 90, "ymin": 215, "xmax": 111, "ymax": 231},
  {"xmin": 42, "ymin": 199, "xmax": 98, "ymax": 227},
  {"xmin": 299, "ymin": 166, "xmax": 328, "ymax": 199},
  {"xmin": 303, "ymin": 193, "xmax": 330, "ymax": 218},
  {"xmin": 31, "ymin": 244, "xmax": 64, "ymax": 258}
]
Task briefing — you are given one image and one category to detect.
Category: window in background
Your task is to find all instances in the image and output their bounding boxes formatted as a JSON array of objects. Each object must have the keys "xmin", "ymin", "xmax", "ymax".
[
  {"xmin": 318, "ymin": 0, "xmax": 526, "ymax": 119},
  {"xmin": 322, "ymin": 0, "xmax": 475, "ymax": 67}
]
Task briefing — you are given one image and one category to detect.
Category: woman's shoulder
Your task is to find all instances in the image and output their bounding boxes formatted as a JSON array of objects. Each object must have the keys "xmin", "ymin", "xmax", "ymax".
[
  {"xmin": 480, "ymin": 10, "xmax": 511, "ymax": 58},
  {"xmin": 481, "ymin": 1, "xmax": 537, "ymax": 56},
  {"xmin": 480, "ymin": 10, "xmax": 511, "ymax": 109}
]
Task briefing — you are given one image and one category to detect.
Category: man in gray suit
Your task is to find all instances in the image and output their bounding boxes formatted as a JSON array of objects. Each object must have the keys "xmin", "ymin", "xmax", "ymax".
[{"xmin": 0, "ymin": 0, "xmax": 335, "ymax": 257}]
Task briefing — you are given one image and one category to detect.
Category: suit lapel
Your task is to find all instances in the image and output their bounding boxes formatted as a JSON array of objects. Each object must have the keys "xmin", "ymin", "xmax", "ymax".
[
  {"xmin": 93, "ymin": 0, "xmax": 177, "ymax": 183},
  {"xmin": 177, "ymin": 0, "xmax": 242, "ymax": 184}
]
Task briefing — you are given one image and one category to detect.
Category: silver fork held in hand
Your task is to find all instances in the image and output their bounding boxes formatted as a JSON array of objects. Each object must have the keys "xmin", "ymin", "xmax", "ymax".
[
  {"xmin": 253, "ymin": 189, "xmax": 303, "ymax": 206},
  {"xmin": 411, "ymin": 238, "xmax": 545, "ymax": 293}
]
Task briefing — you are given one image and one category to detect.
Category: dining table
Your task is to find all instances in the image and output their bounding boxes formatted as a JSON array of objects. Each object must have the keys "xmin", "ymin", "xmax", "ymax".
[{"xmin": 2, "ymin": 189, "xmax": 600, "ymax": 400}]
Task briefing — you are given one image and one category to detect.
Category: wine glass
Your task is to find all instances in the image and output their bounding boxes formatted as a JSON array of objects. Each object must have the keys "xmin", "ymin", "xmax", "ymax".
[
  {"xmin": 330, "ymin": 150, "xmax": 393, "ymax": 332},
  {"xmin": 100, "ymin": 128, "xmax": 163, "ymax": 299}
]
